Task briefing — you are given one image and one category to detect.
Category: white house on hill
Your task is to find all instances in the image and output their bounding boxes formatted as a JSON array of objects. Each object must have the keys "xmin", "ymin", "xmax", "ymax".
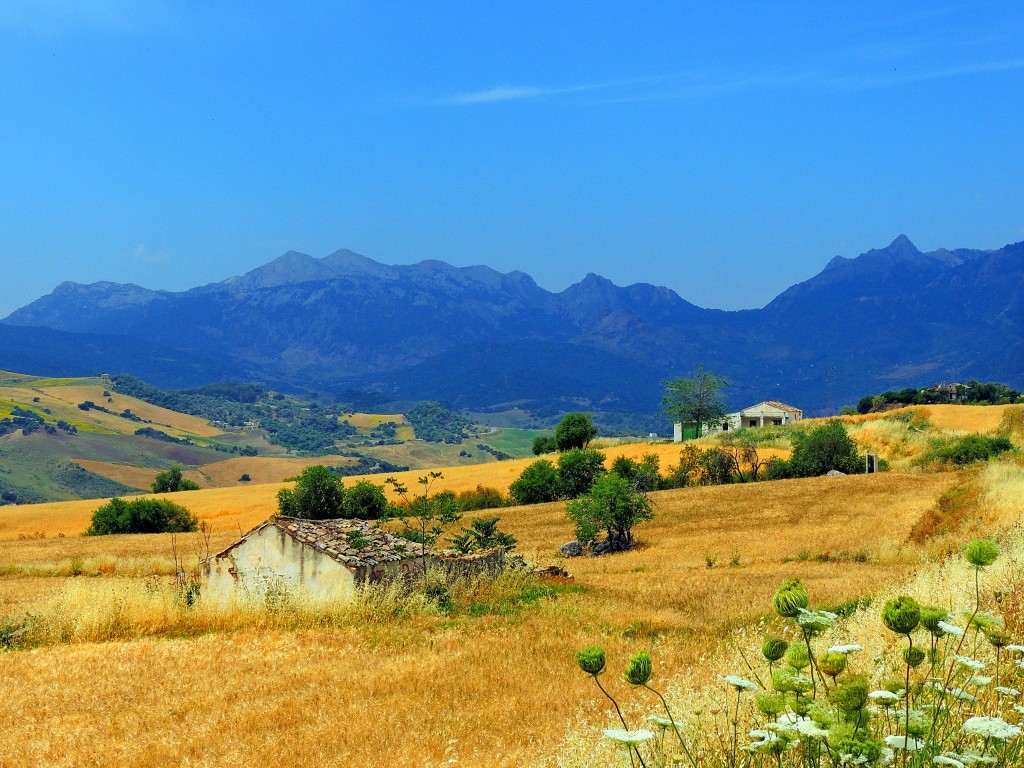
[{"xmin": 674, "ymin": 400, "xmax": 803, "ymax": 441}]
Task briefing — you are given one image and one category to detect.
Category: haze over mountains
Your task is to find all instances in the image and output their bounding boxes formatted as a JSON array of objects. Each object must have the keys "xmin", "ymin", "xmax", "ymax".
[{"xmin": 3, "ymin": 236, "xmax": 1023, "ymax": 417}]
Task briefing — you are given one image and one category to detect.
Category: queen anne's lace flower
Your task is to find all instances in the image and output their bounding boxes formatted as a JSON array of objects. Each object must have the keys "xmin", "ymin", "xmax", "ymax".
[
  {"xmin": 995, "ymin": 686, "xmax": 1020, "ymax": 696},
  {"xmin": 646, "ymin": 715, "xmax": 680, "ymax": 730},
  {"xmin": 601, "ymin": 728, "xmax": 654, "ymax": 746},
  {"xmin": 1005, "ymin": 644, "xmax": 1024, "ymax": 654},
  {"xmin": 953, "ymin": 655, "xmax": 985, "ymax": 671},
  {"xmin": 885, "ymin": 735, "xmax": 922, "ymax": 751},
  {"xmin": 828, "ymin": 644, "xmax": 863, "ymax": 654},
  {"xmin": 962, "ymin": 716, "xmax": 1023, "ymax": 741},
  {"xmin": 869, "ymin": 690, "xmax": 901, "ymax": 704},
  {"xmin": 938, "ymin": 620, "xmax": 965, "ymax": 636},
  {"xmin": 932, "ymin": 756, "xmax": 966, "ymax": 767},
  {"xmin": 722, "ymin": 675, "xmax": 758, "ymax": 692}
]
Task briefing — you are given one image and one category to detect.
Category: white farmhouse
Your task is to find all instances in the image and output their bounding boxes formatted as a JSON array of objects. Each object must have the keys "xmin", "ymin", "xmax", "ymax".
[
  {"xmin": 201, "ymin": 516, "xmax": 423, "ymax": 604},
  {"xmin": 674, "ymin": 400, "xmax": 803, "ymax": 440}
]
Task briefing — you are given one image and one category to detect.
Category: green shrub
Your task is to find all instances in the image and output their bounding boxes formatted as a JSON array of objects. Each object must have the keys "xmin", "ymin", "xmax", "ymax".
[
  {"xmin": 785, "ymin": 420, "xmax": 863, "ymax": 477},
  {"xmin": 557, "ymin": 448, "xmax": 607, "ymax": 499},
  {"xmin": 342, "ymin": 480, "xmax": 388, "ymax": 519},
  {"xmin": 532, "ymin": 435, "xmax": 557, "ymax": 455},
  {"xmin": 930, "ymin": 434, "xmax": 1013, "ymax": 465},
  {"xmin": 456, "ymin": 484, "xmax": 510, "ymax": 511},
  {"xmin": 509, "ymin": 459, "xmax": 561, "ymax": 505},
  {"xmin": 151, "ymin": 466, "xmax": 200, "ymax": 493},
  {"xmin": 86, "ymin": 497, "xmax": 198, "ymax": 535},
  {"xmin": 277, "ymin": 465, "xmax": 346, "ymax": 519}
]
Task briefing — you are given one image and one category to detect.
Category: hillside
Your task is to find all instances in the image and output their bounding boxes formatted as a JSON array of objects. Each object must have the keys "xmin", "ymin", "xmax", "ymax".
[
  {"xmin": 1, "ymin": 406, "xmax": 1022, "ymax": 766},
  {"xmin": 4, "ymin": 237, "xmax": 1022, "ymax": 416}
]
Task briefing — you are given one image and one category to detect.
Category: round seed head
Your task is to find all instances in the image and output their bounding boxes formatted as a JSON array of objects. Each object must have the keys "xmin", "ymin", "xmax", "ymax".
[
  {"xmin": 883, "ymin": 595, "xmax": 921, "ymax": 635},
  {"xmin": 577, "ymin": 646, "xmax": 606, "ymax": 676},
  {"xmin": 818, "ymin": 651, "xmax": 848, "ymax": 679},
  {"xmin": 772, "ymin": 578, "xmax": 809, "ymax": 618},
  {"xmin": 762, "ymin": 637, "xmax": 789, "ymax": 663},
  {"xmin": 755, "ymin": 692, "xmax": 785, "ymax": 717},
  {"xmin": 785, "ymin": 642, "xmax": 811, "ymax": 671},
  {"xmin": 920, "ymin": 605, "xmax": 949, "ymax": 636},
  {"xmin": 903, "ymin": 647, "xmax": 926, "ymax": 668},
  {"xmin": 624, "ymin": 650, "xmax": 653, "ymax": 686},
  {"xmin": 986, "ymin": 628, "xmax": 1011, "ymax": 649},
  {"xmin": 829, "ymin": 675, "xmax": 869, "ymax": 713},
  {"xmin": 964, "ymin": 538, "xmax": 1000, "ymax": 568}
]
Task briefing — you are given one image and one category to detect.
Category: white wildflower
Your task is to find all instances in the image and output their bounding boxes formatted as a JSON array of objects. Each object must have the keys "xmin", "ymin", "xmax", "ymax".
[
  {"xmin": 793, "ymin": 718, "xmax": 829, "ymax": 739},
  {"xmin": 995, "ymin": 686, "xmax": 1020, "ymax": 696},
  {"xmin": 1015, "ymin": 705, "xmax": 1024, "ymax": 716},
  {"xmin": 828, "ymin": 643, "xmax": 864, "ymax": 654},
  {"xmin": 938, "ymin": 620, "xmax": 965, "ymax": 636},
  {"xmin": 722, "ymin": 675, "xmax": 758, "ymax": 692},
  {"xmin": 953, "ymin": 655, "xmax": 986, "ymax": 671},
  {"xmin": 962, "ymin": 716, "xmax": 1022, "ymax": 741},
  {"xmin": 971, "ymin": 675, "xmax": 992, "ymax": 686},
  {"xmin": 948, "ymin": 687, "xmax": 978, "ymax": 702},
  {"xmin": 602, "ymin": 728, "xmax": 655, "ymax": 746},
  {"xmin": 870, "ymin": 690, "xmax": 901, "ymax": 704},
  {"xmin": 885, "ymin": 735, "xmax": 923, "ymax": 751},
  {"xmin": 647, "ymin": 715, "xmax": 680, "ymax": 730},
  {"xmin": 932, "ymin": 756, "xmax": 966, "ymax": 768},
  {"xmin": 1005, "ymin": 644, "xmax": 1024, "ymax": 654}
]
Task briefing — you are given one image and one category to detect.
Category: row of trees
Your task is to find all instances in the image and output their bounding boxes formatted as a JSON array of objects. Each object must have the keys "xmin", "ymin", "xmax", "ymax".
[{"xmin": 855, "ymin": 379, "xmax": 1023, "ymax": 413}]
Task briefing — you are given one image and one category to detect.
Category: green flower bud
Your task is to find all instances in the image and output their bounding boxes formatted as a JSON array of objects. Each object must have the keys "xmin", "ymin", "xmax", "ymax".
[
  {"xmin": 818, "ymin": 651, "xmax": 848, "ymax": 679},
  {"xmin": 902, "ymin": 647, "xmax": 926, "ymax": 668},
  {"xmin": 773, "ymin": 578, "xmax": 809, "ymax": 618},
  {"xmin": 829, "ymin": 675, "xmax": 869, "ymax": 713},
  {"xmin": 755, "ymin": 692, "xmax": 785, "ymax": 717},
  {"xmin": 964, "ymin": 538, "xmax": 1000, "ymax": 568},
  {"xmin": 623, "ymin": 650, "xmax": 653, "ymax": 686},
  {"xmin": 785, "ymin": 642, "xmax": 811, "ymax": 671},
  {"xmin": 920, "ymin": 605, "xmax": 948, "ymax": 636},
  {"xmin": 577, "ymin": 646, "xmax": 606, "ymax": 676},
  {"xmin": 762, "ymin": 637, "xmax": 789, "ymax": 663},
  {"xmin": 882, "ymin": 595, "xmax": 921, "ymax": 635},
  {"xmin": 985, "ymin": 628, "xmax": 1011, "ymax": 649},
  {"xmin": 791, "ymin": 693, "xmax": 812, "ymax": 716}
]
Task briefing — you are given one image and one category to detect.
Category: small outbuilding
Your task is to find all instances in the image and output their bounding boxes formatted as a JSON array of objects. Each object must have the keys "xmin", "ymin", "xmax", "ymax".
[{"xmin": 201, "ymin": 516, "xmax": 424, "ymax": 604}]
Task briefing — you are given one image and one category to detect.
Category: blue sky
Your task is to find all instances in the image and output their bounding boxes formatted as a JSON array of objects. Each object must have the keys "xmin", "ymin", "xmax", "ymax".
[{"xmin": 1, "ymin": 1, "xmax": 1022, "ymax": 317}]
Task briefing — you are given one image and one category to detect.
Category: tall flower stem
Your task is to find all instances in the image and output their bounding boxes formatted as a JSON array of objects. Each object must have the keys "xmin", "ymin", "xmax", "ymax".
[
  {"xmin": 591, "ymin": 675, "xmax": 646, "ymax": 768},
  {"xmin": 642, "ymin": 683, "xmax": 698, "ymax": 768}
]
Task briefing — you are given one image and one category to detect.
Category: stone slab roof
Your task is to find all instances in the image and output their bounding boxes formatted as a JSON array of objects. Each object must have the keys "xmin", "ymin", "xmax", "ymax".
[{"xmin": 213, "ymin": 516, "xmax": 417, "ymax": 572}]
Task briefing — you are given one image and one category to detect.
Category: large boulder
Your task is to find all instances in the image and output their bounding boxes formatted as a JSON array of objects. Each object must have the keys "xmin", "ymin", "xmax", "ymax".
[{"xmin": 559, "ymin": 540, "xmax": 583, "ymax": 558}]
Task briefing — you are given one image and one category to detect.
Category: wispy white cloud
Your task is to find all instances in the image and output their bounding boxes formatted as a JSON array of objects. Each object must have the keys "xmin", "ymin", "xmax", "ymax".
[
  {"xmin": 0, "ymin": 0, "xmax": 171, "ymax": 35},
  {"xmin": 435, "ymin": 76, "xmax": 663, "ymax": 105}
]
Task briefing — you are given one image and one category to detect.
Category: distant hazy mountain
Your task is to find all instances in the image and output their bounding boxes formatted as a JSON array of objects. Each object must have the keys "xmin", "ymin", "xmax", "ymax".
[{"xmin": 4, "ymin": 236, "xmax": 1023, "ymax": 415}]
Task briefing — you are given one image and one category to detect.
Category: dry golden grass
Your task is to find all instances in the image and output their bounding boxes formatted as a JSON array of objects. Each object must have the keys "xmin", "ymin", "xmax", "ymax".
[
  {"xmin": 834, "ymin": 403, "xmax": 1013, "ymax": 433},
  {"xmin": 41, "ymin": 384, "xmax": 223, "ymax": 437},
  {"xmin": 0, "ymin": 469, "xmax": 966, "ymax": 767}
]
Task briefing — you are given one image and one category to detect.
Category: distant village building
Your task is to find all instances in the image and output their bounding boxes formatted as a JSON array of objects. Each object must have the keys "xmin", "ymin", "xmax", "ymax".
[
  {"xmin": 201, "ymin": 516, "xmax": 423, "ymax": 604},
  {"xmin": 673, "ymin": 400, "xmax": 803, "ymax": 441}
]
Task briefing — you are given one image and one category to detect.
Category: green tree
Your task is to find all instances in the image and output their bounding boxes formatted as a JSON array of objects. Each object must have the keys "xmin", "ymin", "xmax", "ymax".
[
  {"xmin": 151, "ymin": 466, "xmax": 200, "ymax": 493},
  {"xmin": 87, "ymin": 497, "xmax": 198, "ymax": 535},
  {"xmin": 509, "ymin": 459, "xmax": 561, "ymax": 505},
  {"xmin": 277, "ymin": 465, "xmax": 346, "ymax": 519},
  {"xmin": 566, "ymin": 474, "xmax": 653, "ymax": 551},
  {"xmin": 532, "ymin": 435, "xmax": 557, "ymax": 455},
  {"xmin": 554, "ymin": 412, "xmax": 598, "ymax": 451},
  {"xmin": 788, "ymin": 420, "xmax": 862, "ymax": 477},
  {"xmin": 661, "ymin": 365, "xmax": 729, "ymax": 438},
  {"xmin": 557, "ymin": 448, "xmax": 607, "ymax": 499},
  {"xmin": 610, "ymin": 454, "xmax": 661, "ymax": 492},
  {"xmin": 342, "ymin": 480, "xmax": 388, "ymax": 519}
]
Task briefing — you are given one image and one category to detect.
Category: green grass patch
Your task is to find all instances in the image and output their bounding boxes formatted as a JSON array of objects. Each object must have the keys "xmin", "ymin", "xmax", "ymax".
[{"xmin": 480, "ymin": 428, "xmax": 542, "ymax": 458}]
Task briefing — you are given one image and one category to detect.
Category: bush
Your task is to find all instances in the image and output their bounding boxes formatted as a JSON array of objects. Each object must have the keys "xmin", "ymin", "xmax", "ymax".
[
  {"xmin": 151, "ymin": 466, "xmax": 200, "ymax": 493},
  {"xmin": 532, "ymin": 435, "xmax": 557, "ymax": 455},
  {"xmin": 86, "ymin": 497, "xmax": 198, "ymax": 535},
  {"xmin": 456, "ymin": 485, "xmax": 510, "ymax": 511},
  {"xmin": 450, "ymin": 516, "xmax": 517, "ymax": 553},
  {"xmin": 342, "ymin": 480, "xmax": 388, "ymax": 519},
  {"xmin": 509, "ymin": 460, "xmax": 561, "ymax": 505},
  {"xmin": 554, "ymin": 412, "xmax": 598, "ymax": 451},
  {"xmin": 557, "ymin": 448, "xmax": 607, "ymax": 499},
  {"xmin": 610, "ymin": 454, "xmax": 661, "ymax": 492},
  {"xmin": 277, "ymin": 465, "xmax": 346, "ymax": 519},
  {"xmin": 786, "ymin": 420, "xmax": 863, "ymax": 477},
  {"xmin": 931, "ymin": 434, "xmax": 1014, "ymax": 465},
  {"xmin": 566, "ymin": 474, "xmax": 653, "ymax": 549}
]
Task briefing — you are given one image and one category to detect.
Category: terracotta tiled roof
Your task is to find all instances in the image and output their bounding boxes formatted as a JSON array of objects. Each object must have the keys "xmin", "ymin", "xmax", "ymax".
[
  {"xmin": 213, "ymin": 516, "xmax": 416, "ymax": 571},
  {"xmin": 759, "ymin": 400, "xmax": 801, "ymax": 412}
]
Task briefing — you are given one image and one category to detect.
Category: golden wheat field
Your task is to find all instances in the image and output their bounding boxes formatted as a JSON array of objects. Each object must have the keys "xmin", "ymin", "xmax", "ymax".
[
  {"xmin": 4, "ymin": 464, "xmax": 1013, "ymax": 767},
  {"xmin": 1, "ymin": 408, "xmax": 1023, "ymax": 767}
]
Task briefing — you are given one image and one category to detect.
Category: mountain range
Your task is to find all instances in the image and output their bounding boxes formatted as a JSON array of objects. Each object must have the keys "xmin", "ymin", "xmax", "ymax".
[{"xmin": 4, "ymin": 235, "xmax": 1023, "ymax": 417}]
